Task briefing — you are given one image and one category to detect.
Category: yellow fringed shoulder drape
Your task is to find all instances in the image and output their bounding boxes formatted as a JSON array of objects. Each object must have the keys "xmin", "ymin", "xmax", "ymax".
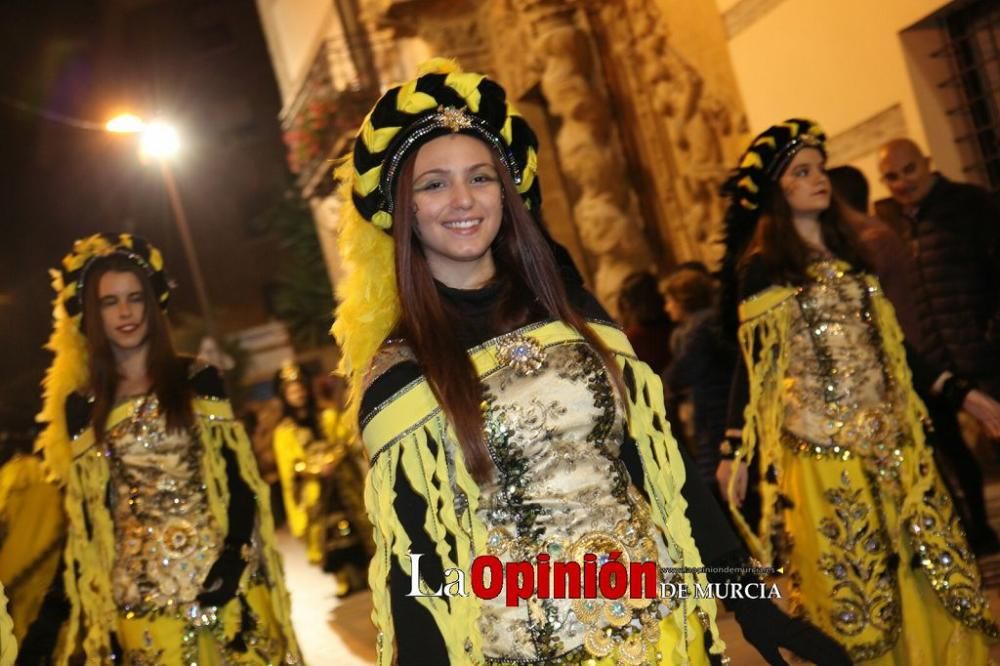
[
  {"xmin": 58, "ymin": 394, "xmax": 302, "ymax": 665},
  {"xmin": 361, "ymin": 320, "xmax": 723, "ymax": 666}
]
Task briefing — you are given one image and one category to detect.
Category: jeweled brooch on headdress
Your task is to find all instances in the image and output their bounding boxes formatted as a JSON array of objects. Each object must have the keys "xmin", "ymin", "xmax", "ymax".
[{"xmin": 436, "ymin": 106, "xmax": 474, "ymax": 132}]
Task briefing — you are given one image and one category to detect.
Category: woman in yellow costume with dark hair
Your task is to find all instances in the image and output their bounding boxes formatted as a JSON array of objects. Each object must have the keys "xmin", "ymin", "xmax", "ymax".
[
  {"xmin": 333, "ymin": 60, "xmax": 850, "ymax": 666},
  {"xmin": 716, "ymin": 119, "xmax": 1000, "ymax": 664},
  {"xmin": 272, "ymin": 361, "xmax": 371, "ymax": 596},
  {"xmin": 35, "ymin": 233, "xmax": 301, "ymax": 664}
]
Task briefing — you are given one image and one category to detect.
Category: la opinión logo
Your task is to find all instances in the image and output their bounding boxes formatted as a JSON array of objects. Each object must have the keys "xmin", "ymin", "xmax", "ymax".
[{"xmin": 405, "ymin": 553, "xmax": 782, "ymax": 607}]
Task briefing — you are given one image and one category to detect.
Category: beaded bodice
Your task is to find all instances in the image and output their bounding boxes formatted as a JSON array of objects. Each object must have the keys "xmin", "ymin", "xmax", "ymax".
[
  {"xmin": 476, "ymin": 334, "xmax": 673, "ymax": 665},
  {"xmin": 106, "ymin": 394, "xmax": 223, "ymax": 616}
]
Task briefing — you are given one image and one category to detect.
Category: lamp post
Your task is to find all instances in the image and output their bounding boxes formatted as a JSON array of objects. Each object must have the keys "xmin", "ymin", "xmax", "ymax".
[{"xmin": 106, "ymin": 114, "xmax": 216, "ymax": 336}]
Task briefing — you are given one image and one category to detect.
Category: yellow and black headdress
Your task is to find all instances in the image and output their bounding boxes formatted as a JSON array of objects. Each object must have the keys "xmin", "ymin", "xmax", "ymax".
[
  {"xmin": 36, "ymin": 233, "xmax": 170, "ymax": 481},
  {"xmin": 57, "ymin": 233, "xmax": 170, "ymax": 322},
  {"xmin": 276, "ymin": 359, "xmax": 304, "ymax": 389},
  {"xmin": 717, "ymin": 119, "xmax": 827, "ymax": 327},
  {"xmin": 348, "ymin": 58, "xmax": 540, "ymax": 231},
  {"xmin": 332, "ymin": 59, "xmax": 540, "ymax": 419},
  {"xmin": 725, "ymin": 118, "xmax": 826, "ymax": 214}
]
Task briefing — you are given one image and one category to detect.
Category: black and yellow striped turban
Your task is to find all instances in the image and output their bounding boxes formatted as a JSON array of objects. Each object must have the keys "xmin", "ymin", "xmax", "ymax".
[
  {"xmin": 56, "ymin": 232, "xmax": 171, "ymax": 325},
  {"xmin": 726, "ymin": 118, "xmax": 827, "ymax": 213},
  {"xmin": 349, "ymin": 58, "xmax": 540, "ymax": 231}
]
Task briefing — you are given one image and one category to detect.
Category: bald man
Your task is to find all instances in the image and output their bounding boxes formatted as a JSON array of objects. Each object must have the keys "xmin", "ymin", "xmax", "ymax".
[{"xmin": 877, "ymin": 138, "xmax": 1000, "ymax": 554}]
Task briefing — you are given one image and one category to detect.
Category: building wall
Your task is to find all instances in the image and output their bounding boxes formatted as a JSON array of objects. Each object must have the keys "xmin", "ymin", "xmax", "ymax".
[
  {"xmin": 659, "ymin": 0, "xmax": 746, "ymax": 121},
  {"xmin": 717, "ymin": 0, "xmax": 975, "ymax": 203},
  {"xmin": 255, "ymin": 0, "xmax": 337, "ymax": 106}
]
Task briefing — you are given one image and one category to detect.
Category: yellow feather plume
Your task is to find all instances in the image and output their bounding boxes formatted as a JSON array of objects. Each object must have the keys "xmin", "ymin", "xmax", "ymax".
[
  {"xmin": 35, "ymin": 271, "xmax": 90, "ymax": 484},
  {"xmin": 330, "ymin": 159, "xmax": 401, "ymax": 429},
  {"xmin": 416, "ymin": 57, "xmax": 462, "ymax": 77}
]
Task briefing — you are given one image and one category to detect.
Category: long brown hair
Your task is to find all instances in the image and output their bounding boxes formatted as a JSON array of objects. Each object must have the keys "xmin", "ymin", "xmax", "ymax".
[
  {"xmin": 738, "ymin": 185, "xmax": 868, "ymax": 283},
  {"xmin": 82, "ymin": 254, "xmax": 193, "ymax": 439},
  {"xmin": 392, "ymin": 146, "xmax": 625, "ymax": 483}
]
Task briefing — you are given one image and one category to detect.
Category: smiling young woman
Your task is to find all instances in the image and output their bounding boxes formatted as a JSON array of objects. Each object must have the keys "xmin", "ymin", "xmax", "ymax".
[
  {"xmin": 332, "ymin": 61, "xmax": 850, "ymax": 666},
  {"xmin": 408, "ymin": 133, "xmax": 504, "ymax": 288}
]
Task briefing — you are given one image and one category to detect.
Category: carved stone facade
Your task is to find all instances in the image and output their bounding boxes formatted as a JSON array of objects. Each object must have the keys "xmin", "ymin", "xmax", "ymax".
[
  {"xmin": 344, "ymin": 0, "xmax": 748, "ymax": 306},
  {"xmin": 509, "ymin": 0, "xmax": 655, "ymax": 310},
  {"xmin": 583, "ymin": 0, "xmax": 748, "ymax": 268}
]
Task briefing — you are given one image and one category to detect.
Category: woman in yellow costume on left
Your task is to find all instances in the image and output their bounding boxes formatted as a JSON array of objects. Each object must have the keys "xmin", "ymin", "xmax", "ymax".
[
  {"xmin": 0, "ymin": 444, "xmax": 66, "ymax": 662},
  {"xmin": 1, "ymin": 580, "xmax": 15, "ymax": 665},
  {"xmin": 35, "ymin": 233, "xmax": 302, "ymax": 665}
]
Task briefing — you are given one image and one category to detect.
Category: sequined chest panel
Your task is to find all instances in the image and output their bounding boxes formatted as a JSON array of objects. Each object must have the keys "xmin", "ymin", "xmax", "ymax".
[
  {"xmin": 106, "ymin": 395, "xmax": 223, "ymax": 615},
  {"xmin": 477, "ymin": 336, "xmax": 673, "ymax": 665},
  {"xmin": 783, "ymin": 262, "xmax": 905, "ymax": 470}
]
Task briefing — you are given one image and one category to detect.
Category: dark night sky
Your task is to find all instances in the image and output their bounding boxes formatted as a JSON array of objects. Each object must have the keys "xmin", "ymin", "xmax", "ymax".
[{"xmin": 0, "ymin": 0, "xmax": 291, "ymax": 431}]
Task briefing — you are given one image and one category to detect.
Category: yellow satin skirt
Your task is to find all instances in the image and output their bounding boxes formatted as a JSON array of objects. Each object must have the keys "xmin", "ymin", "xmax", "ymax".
[
  {"xmin": 780, "ymin": 451, "xmax": 995, "ymax": 665},
  {"xmin": 115, "ymin": 584, "xmax": 293, "ymax": 665}
]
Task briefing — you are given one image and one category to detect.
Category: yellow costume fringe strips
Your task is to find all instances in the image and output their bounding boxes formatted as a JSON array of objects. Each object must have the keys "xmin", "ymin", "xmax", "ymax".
[
  {"xmin": 359, "ymin": 321, "xmax": 724, "ymax": 665},
  {"xmin": 0, "ymin": 580, "xmax": 15, "ymax": 666},
  {"xmin": 726, "ymin": 275, "xmax": 995, "ymax": 635}
]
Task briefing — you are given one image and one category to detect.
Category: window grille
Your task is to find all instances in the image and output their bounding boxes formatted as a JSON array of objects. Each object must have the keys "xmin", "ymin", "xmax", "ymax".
[{"xmin": 935, "ymin": 0, "xmax": 1000, "ymax": 191}]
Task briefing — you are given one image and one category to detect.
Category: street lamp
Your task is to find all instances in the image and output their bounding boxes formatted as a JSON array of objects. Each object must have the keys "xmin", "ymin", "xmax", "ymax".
[
  {"xmin": 105, "ymin": 114, "xmax": 215, "ymax": 336},
  {"xmin": 105, "ymin": 114, "xmax": 145, "ymax": 134},
  {"xmin": 139, "ymin": 121, "xmax": 180, "ymax": 161}
]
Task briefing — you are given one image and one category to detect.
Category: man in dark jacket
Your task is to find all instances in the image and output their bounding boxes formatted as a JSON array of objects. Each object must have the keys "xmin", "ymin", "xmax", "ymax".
[{"xmin": 877, "ymin": 138, "xmax": 1000, "ymax": 554}]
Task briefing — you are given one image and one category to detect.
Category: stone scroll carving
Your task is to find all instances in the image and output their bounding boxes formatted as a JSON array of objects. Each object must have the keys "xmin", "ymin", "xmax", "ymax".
[
  {"xmin": 585, "ymin": 0, "xmax": 747, "ymax": 266},
  {"xmin": 511, "ymin": 0, "xmax": 653, "ymax": 313},
  {"xmin": 364, "ymin": 0, "xmax": 496, "ymax": 76}
]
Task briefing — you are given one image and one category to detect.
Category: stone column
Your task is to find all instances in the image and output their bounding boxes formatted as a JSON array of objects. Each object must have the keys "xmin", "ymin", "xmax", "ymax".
[{"xmin": 512, "ymin": 0, "xmax": 653, "ymax": 313}]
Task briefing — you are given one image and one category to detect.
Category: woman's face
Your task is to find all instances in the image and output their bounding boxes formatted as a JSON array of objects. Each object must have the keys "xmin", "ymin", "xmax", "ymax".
[
  {"xmin": 664, "ymin": 294, "xmax": 686, "ymax": 323},
  {"xmin": 779, "ymin": 147, "xmax": 831, "ymax": 217},
  {"xmin": 283, "ymin": 380, "xmax": 308, "ymax": 409},
  {"xmin": 410, "ymin": 134, "xmax": 503, "ymax": 288},
  {"xmin": 97, "ymin": 270, "xmax": 149, "ymax": 352}
]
